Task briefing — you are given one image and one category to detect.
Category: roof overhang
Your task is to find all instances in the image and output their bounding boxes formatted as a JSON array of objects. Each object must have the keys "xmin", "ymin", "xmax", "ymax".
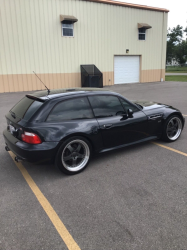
[
  {"xmin": 81, "ymin": 0, "xmax": 169, "ymax": 13},
  {"xmin": 60, "ymin": 15, "xmax": 78, "ymax": 23},
  {"xmin": 138, "ymin": 23, "xmax": 152, "ymax": 29}
]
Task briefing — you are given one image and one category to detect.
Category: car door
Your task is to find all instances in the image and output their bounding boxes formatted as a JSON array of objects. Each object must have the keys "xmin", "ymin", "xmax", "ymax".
[
  {"xmin": 88, "ymin": 95, "xmax": 148, "ymax": 148},
  {"xmin": 119, "ymin": 97, "xmax": 149, "ymax": 143}
]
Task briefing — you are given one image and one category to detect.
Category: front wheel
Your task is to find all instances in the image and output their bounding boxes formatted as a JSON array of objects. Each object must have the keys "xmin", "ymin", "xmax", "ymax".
[
  {"xmin": 162, "ymin": 115, "xmax": 183, "ymax": 142},
  {"xmin": 55, "ymin": 136, "xmax": 91, "ymax": 175}
]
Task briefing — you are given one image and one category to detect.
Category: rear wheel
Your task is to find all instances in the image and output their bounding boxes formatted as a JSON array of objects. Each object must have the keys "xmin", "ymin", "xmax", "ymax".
[
  {"xmin": 55, "ymin": 136, "xmax": 91, "ymax": 175},
  {"xmin": 162, "ymin": 115, "xmax": 183, "ymax": 142}
]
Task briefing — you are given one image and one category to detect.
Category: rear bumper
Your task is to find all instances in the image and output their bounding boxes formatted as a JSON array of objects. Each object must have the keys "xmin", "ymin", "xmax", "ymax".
[{"xmin": 3, "ymin": 129, "xmax": 58, "ymax": 163}]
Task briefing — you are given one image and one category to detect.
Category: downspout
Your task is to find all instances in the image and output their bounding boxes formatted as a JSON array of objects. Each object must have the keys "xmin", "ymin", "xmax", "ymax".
[{"xmin": 160, "ymin": 12, "xmax": 165, "ymax": 81}]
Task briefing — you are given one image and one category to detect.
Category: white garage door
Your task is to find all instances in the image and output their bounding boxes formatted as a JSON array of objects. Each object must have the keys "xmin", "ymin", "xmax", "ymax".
[{"xmin": 114, "ymin": 56, "xmax": 140, "ymax": 84}]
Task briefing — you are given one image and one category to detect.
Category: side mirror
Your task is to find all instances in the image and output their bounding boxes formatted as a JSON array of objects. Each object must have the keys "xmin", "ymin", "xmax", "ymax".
[
  {"xmin": 116, "ymin": 111, "xmax": 127, "ymax": 117},
  {"xmin": 127, "ymin": 109, "xmax": 133, "ymax": 117}
]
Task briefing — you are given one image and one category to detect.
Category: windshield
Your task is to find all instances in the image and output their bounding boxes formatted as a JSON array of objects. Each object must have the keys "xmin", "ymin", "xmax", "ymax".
[{"xmin": 10, "ymin": 97, "xmax": 44, "ymax": 121}]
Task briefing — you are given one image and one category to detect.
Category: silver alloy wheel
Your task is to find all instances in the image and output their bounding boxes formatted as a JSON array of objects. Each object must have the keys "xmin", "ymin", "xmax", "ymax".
[
  {"xmin": 166, "ymin": 117, "xmax": 182, "ymax": 141},
  {"xmin": 61, "ymin": 139, "xmax": 90, "ymax": 172}
]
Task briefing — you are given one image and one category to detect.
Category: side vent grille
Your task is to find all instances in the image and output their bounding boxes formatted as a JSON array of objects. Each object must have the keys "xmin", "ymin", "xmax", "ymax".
[{"xmin": 148, "ymin": 114, "xmax": 163, "ymax": 120}]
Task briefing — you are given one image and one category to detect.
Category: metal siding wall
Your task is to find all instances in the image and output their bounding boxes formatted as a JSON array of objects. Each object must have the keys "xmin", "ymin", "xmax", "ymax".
[{"xmin": 0, "ymin": 0, "xmax": 168, "ymax": 92}]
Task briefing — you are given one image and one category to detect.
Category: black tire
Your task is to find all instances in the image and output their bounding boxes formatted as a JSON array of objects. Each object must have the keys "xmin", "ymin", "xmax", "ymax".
[
  {"xmin": 55, "ymin": 136, "xmax": 92, "ymax": 175},
  {"xmin": 162, "ymin": 115, "xmax": 183, "ymax": 142}
]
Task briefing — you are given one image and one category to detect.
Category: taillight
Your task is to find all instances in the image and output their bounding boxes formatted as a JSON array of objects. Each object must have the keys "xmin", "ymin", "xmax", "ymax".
[{"xmin": 21, "ymin": 132, "xmax": 42, "ymax": 144}]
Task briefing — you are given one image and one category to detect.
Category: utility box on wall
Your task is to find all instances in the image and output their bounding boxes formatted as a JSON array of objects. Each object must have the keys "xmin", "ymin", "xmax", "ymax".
[{"xmin": 80, "ymin": 65, "xmax": 103, "ymax": 88}]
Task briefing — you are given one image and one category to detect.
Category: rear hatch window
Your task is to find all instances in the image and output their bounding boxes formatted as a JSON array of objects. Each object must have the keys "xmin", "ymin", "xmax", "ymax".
[{"xmin": 10, "ymin": 96, "xmax": 44, "ymax": 121}]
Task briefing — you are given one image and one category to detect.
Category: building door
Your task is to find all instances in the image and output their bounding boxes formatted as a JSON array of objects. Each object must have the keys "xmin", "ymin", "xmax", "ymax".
[{"xmin": 114, "ymin": 56, "xmax": 140, "ymax": 84}]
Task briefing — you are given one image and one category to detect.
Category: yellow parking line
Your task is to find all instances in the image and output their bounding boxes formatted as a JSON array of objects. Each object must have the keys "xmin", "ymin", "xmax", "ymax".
[
  {"xmin": 152, "ymin": 142, "xmax": 187, "ymax": 157},
  {"xmin": 8, "ymin": 151, "xmax": 81, "ymax": 250}
]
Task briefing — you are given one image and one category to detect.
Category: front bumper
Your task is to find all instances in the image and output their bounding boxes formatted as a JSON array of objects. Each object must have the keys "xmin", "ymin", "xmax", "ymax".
[{"xmin": 3, "ymin": 129, "xmax": 58, "ymax": 163}]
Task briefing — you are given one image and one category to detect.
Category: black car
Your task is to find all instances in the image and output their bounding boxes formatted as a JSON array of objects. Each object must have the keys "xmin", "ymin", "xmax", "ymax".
[{"xmin": 3, "ymin": 88, "xmax": 185, "ymax": 175}]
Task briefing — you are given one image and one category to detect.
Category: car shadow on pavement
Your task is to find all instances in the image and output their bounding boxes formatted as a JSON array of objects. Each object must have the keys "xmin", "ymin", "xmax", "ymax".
[
  {"xmin": 22, "ymin": 141, "xmax": 154, "ymax": 179},
  {"xmin": 23, "ymin": 161, "xmax": 65, "ymax": 180},
  {"xmin": 92, "ymin": 141, "xmax": 154, "ymax": 162}
]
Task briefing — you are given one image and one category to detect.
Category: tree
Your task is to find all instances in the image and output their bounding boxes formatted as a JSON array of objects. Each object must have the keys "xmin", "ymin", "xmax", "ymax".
[
  {"xmin": 166, "ymin": 25, "xmax": 187, "ymax": 64},
  {"xmin": 175, "ymin": 40, "xmax": 187, "ymax": 64},
  {"xmin": 184, "ymin": 27, "xmax": 187, "ymax": 37},
  {"xmin": 168, "ymin": 25, "xmax": 183, "ymax": 44}
]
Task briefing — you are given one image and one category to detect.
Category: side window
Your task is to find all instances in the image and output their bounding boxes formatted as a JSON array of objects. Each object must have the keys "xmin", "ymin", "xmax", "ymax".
[
  {"xmin": 120, "ymin": 98, "xmax": 139, "ymax": 112},
  {"xmin": 138, "ymin": 28, "xmax": 146, "ymax": 40},
  {"xmin": 88, "ymin": 95, "xmax": 124, "ymax": 118},
  {"xmin": 62, "ymin": 22, "xmax": 74, "ymax": 37},
  {"xmin": 47, "ymin": 97, "xmax": 93, "ymax": 122}
]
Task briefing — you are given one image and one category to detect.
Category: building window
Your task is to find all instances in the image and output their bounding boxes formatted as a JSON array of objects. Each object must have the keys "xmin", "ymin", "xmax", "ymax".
[
  {"xmin": 62, "ymin": 22, "xmax": 74, "ymax": 37},
  {"xmin": 138, "ymin": 28, "xmax": 146, "ymax": 40}
]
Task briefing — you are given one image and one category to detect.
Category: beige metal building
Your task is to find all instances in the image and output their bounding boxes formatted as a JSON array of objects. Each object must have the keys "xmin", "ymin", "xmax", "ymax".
[{"xmin": 0, "ymin": 0, "xmax": 168, "ymax": 93}]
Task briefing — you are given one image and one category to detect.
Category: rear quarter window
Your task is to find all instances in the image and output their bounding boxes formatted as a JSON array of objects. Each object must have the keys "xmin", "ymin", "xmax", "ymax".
[
  {"xmin": 47, "ymin": 97, "xmax": 94, "ymax": 122},
  {"xmin": 11, "ymin": 97, "xmax": 43, "ymax": 121}
]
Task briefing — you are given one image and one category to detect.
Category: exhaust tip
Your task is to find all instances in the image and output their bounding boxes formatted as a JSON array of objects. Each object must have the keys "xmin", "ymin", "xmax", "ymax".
[
  {"xmin": 15, "ymin": 156, "xmax": 22, "ymax": 163},
  {"xmin": 5, "ymin": 146, "xmax": 10, "ymax": 152}
]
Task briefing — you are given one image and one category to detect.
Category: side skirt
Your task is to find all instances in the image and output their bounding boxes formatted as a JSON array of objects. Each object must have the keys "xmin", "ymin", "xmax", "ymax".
[{"xmin": 99, "ymin": 136, "xmax": 158, "ymax": 153}]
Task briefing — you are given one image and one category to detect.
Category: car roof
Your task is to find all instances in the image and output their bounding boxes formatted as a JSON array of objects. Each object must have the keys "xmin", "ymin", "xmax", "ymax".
[{"xmin": 26, "ymin": 88, "xmax": 111, "ymax": 100}]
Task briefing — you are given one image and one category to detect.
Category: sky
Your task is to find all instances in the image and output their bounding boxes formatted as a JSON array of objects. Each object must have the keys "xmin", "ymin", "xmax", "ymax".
[{"xmin": 113, "ymin": 0, "xmax": 187, "ymax": 34}]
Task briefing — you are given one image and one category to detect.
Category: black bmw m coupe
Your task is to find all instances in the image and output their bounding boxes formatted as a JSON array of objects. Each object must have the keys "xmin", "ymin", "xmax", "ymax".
[{"xmin": 3, "ymin": 88, "xmax": 185, "ymax": 175}]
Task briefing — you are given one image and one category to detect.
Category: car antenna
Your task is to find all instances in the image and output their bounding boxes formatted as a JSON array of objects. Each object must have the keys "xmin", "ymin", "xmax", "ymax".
[{"xmin": 33, "ymin": 71, "xmax": 50, "ymax": 95}]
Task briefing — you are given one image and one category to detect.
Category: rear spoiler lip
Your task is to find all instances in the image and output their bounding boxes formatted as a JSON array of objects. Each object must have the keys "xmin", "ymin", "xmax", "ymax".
[{"xmin": 26, "ymin": 95, "xmax": 47, "ymax": 102}]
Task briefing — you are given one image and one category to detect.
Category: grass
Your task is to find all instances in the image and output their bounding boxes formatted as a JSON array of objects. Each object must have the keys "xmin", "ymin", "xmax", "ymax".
[
  {"xmin": 165, "ymin": 75, "xmax": 187, "ymax": 82},
  {"xmin": 166, "ymin": 66, "xmax": 187, "ymax": 73}
]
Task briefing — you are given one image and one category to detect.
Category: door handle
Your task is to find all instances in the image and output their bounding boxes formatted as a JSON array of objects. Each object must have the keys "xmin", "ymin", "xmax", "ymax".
[{"xmin": 103, "ymin": 124, "xmax": 113, "ymax": 129}]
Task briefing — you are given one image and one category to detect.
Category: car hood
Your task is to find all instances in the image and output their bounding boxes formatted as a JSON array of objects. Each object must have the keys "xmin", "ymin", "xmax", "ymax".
[{"xmin": 132, "ymin": 100, "xmax": 168, "ymax": 110}]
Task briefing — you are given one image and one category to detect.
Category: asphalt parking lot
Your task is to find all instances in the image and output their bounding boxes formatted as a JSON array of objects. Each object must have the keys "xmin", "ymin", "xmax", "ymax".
[{"xmin": 0, "ymin": 81, "xmax": 187, "ymax": 250}]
